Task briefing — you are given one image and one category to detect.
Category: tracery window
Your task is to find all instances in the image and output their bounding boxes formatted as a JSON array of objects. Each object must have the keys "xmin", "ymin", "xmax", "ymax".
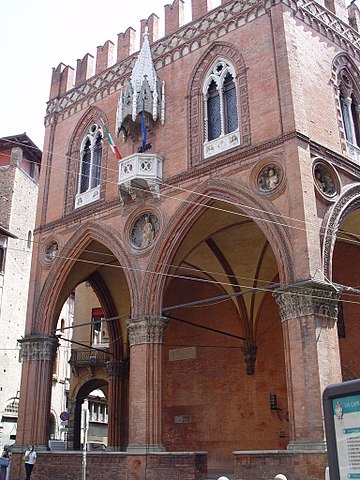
[
  {"xmin": 338, "ymin": 71, "xmax": 360, "ymax": 151},
  {"xmin": 203, "ymin": 60, "xmax": 239, "ymax": 158},
  {"xmin": 75, "ymin": 123, "xmax": 103, "ymax": 208}
]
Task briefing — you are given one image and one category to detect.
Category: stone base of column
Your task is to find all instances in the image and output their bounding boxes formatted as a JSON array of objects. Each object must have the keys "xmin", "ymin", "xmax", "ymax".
[
  {"xmin": 127, "ymin": 444, "xmax": 166, "ymax": 453},
  {"xmin": 287, "ymin": 440, "xmax": 327, "ymax": 452},
  {"xmin": 106, "ymin": 446, "xmax": 127, "ymax": 452}
]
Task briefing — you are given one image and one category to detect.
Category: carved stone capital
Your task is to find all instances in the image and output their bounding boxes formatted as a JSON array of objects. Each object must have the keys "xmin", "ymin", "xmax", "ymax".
[
  {"xmin": 127, "ymin": 316, "xmax": 168, "ymax": 346},
  {"xmin": 273, "ymin": 281, "xmax": 340, "ymax": 323},
  {"xmin": 105, "ymin": 360, "xmax": 129, "ymax": 380},
  {"xmin": 18, "ymin": 335, "xmax": 59, "ymax": 362}
]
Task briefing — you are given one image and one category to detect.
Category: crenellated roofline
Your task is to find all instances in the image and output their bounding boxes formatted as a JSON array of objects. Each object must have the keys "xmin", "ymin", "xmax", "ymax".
[{"xmin": 45, "ymin": 0, "xmax": 360, "ymax": 128}]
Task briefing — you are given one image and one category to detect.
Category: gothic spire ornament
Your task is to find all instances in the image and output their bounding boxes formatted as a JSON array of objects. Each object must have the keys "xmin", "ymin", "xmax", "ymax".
[{"xmin": 116, "ymin": 26, "xmax": 165, "ymax": 138}]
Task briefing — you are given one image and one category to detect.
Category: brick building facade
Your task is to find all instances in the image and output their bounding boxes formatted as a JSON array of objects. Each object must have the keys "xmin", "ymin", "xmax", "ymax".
[
  {"xmin": 13, "ymin": 0, "xmax": 360, "ymax": 478},
  {"xmin": 0, "ymin": 135, "xmax": 41, "ymax": 449}
]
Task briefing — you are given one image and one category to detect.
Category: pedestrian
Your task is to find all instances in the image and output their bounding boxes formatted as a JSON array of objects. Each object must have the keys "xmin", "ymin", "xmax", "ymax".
[
  {"xmin": 0, "ymin": 445, "xmax": 11, "ymax": 480},
  {"xmin": 23, "ymin": 444, "xmax": 36, "ymax": 480}
]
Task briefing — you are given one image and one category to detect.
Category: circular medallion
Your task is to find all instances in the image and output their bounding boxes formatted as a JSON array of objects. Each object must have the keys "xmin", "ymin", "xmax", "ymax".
[
  {"xmin": 313, "ymin": 162, "xmax": 337, "ymax": 198},
  {"xmin": 131, "ymin": 213, "xmax": 159, "ymax": 249},
  {"xmin": 258, "ymin": 164, "xmax": 282, "ymax": 194},
  {"xmin": 45, "ymin": 241, "xmax": 59, "ymax": 263}
]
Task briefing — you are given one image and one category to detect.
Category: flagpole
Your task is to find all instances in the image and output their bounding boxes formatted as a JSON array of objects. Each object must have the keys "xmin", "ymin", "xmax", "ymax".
[{"xmin": 141, "ymin": 96, "xmax": 146, "ymax": 153}]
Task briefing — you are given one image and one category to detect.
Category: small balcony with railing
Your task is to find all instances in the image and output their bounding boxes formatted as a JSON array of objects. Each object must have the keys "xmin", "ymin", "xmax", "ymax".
[
  {"xmin": 69, "ymin": 348, "xmax": 111, "ymax": 376},
  {"xmin": 118, "ymin": 153, "xmax": 163, "ymax": 205}
]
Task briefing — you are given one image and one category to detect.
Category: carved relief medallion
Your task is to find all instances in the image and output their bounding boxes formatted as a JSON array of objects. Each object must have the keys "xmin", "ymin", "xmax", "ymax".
[
  {"xmin": 130, "ymin": 212, "xmax": 159, "ymax": 249},
  {"xmin": 44, "ymin": 240, "xmax": 59, "ymax": 264},
  {"xmin": 258, "ymin": 164, "xmax": 282, "ymax": 194},
  {"xmin": 313, "ymin": 161, "xmax": 338, "ymax": 199}
]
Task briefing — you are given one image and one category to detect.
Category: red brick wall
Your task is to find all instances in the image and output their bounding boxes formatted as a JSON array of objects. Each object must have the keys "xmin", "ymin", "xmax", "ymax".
[
  {"xmin": 333, "ymin": 242, "xmax": 360, "ymax": 379},
  {"xmin": 9, "ymin": 452, "xmax": 207, "ymax": 480},
  {"xmin": 163, "ymin": 278, "xmax": 288, "ymax": 474},
  {"xmin": 234, "ymin": 451, "xmax": 328, "ymax": 480}
]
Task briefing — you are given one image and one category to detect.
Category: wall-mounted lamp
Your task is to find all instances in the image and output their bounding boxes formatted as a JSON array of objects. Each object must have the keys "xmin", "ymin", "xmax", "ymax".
[
  {"xmin": 270, "ymin": 394, "xmax": 289, "ymax": 421},
  {"xmin": 270, "ymin": 393, "xmax": 281, "ymax": 411}
]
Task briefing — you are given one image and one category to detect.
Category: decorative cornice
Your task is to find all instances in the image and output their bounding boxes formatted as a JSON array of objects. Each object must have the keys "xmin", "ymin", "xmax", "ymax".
[
  {"xmin": 45, "ymin": 0, "xmax": 359, "ymax": 126},
  {"xmin": 18, "ymin": 335, "xmax": 59, "ymax": 362},
  {"xmin": 273, "ymin": 280, "xmax": 340, "ymax": 322},
  {"xmin": 296, "ymin": 0, "xmax": 360, "ymax": 57},
  {"xmin": 127, "ymin": 316, "xmax": 168, "ymax": 346}
]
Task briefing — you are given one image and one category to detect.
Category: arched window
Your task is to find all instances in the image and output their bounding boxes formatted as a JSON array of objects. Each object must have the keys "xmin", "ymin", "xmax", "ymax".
[
  {"xmin": 75, "ymin": 123, "xmax": 103, "ymax": 208},
  {"xmin": 338, "ymin": 71, "xmax": 360, "ymax": 149},
  {"xmin": 203, "ymin": 60, "xmax": 239, "ymax": 158},
  {"xmin": 189, "ymin": 44, "xmax": 250, "ymax": 166}
]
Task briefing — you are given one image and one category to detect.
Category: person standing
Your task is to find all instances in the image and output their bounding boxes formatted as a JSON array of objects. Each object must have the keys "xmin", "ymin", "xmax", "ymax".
[
  {"xmin": 0, "ymin": 445, "xmax": 11, "ymax": 480},
  {"xmin": 23, "ymin": 444, "xmax": 36, "ymax": 480}
]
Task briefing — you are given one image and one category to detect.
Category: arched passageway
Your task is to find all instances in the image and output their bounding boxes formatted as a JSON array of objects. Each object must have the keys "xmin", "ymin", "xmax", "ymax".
[{"xmin": 145, "ymin": 194, "xmax": 290, "ymax": 475}]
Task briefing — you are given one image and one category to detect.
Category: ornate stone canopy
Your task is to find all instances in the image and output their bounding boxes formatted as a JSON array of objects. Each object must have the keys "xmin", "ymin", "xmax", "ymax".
[{"xmin": 116, "ymin": 27, "xmax": 165, "ymax": 140}]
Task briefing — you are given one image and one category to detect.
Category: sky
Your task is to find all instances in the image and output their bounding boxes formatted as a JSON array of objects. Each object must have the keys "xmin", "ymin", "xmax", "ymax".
[
  {"xmin": 0, "ymin": 0, "xmax": 357, "ymax": 149},
  {"xmin": 0, "ymin": 0, "xmax": 204, "ymax": 149}
]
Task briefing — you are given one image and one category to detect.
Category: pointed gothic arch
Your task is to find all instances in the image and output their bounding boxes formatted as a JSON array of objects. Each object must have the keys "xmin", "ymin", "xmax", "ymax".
[
  {"xmin": 188, "ymin": 42, "xmax": 250, "ymax": 166},
  {"xmin": 142, "ymin": 177, "xmax": 294, "ymax": 315},
  {"xmin": 32, "ymin": 221, "xmax": 141, "ymax": 353},
  {"xmin": 322, "ymin": 184, "xmax": 360, "ymax": 280},
  {"xmin": 331, "ymin": 53, "xmax": 360, "ymax": 154},
  {"xmin": 64, "ymin": 107, "xmax": 110, "ymax": 214}
]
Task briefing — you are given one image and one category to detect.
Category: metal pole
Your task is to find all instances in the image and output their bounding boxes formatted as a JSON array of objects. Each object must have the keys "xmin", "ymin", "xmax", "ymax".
[{"xmin": 82, "ymin": 401, "xmax": 89, "ymax": 480}]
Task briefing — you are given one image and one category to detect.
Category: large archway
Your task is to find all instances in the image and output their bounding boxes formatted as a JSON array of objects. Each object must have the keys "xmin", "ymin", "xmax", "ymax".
[
  {"xmin": 17, "ymin": 222, "xmax": 137, "ymax": 450},
  {"xmin": 142, "ymin": 181, "xmax": 292, "ymax": 475},
  {"xmin": 328, "ymin": 199, "xmax": 360, "ymax": 382}
]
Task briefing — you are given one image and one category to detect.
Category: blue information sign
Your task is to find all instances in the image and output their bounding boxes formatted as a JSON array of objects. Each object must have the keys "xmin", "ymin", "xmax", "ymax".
[{"xmin": 324, "ymin": 379, "xmax": 360, "ymax": 480}]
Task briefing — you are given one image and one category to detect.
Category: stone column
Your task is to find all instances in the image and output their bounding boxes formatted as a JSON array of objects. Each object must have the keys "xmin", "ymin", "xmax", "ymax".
[
  {"xmin": 344, "ymin": 96, "xmax": 357, "ymax": 145},
  {"xmin": 274, "ymin": 281, "xmax": 342, "ymax": 451},
  {"xmin": 66, "ymin": 399, "xmax": 77, "ymax": 450},
  {"xmin": 106, "ymin": 360, "xmax": 129, "ymax": 451},
  {"xmin": 126, "ymin": 316, "xmax": 168, "ymax": 453},
  {"xmin": 16, "ymin": 335, "xmax": 59, "ymax": 450}
]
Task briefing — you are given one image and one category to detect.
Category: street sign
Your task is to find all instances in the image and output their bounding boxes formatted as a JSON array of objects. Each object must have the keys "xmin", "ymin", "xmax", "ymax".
[{"xmin": 60, "ymin": 411, "xmax": 69, "ymax": 422}]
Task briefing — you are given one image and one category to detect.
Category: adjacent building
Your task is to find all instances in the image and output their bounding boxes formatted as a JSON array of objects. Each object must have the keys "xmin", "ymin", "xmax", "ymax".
[{"xmin": 0, "ymin": 135, "xmax": 41, "ymax": 448}]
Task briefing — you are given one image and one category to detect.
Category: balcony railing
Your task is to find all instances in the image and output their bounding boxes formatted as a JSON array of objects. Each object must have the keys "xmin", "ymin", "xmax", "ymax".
[
  {"xmin": 69, "ymin": 349, "xmax": 111, "ymax": 375},
  {"xmin": 118, "ymin": 153, "xmax": 163, "ymax": 205}
]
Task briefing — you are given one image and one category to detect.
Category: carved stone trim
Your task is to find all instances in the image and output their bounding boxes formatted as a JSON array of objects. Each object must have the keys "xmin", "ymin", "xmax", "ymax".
[
  {"xmin": 273, "ymin": 281, "xmax": 340, "ymax": 322},
  {"xmin": 322, "ymin": 185, "xmax": 360, "ymax": 280},
  {"xmin": 127, "ymin": 316, "xmax": 168, "ymax": 346},
  {"xmin": 105, "ymin": 360, "xmax": 129, "ymax": 380},
  {"xmin": 18, "ymin": 335, "xmax": 59, "ymax": 362}
]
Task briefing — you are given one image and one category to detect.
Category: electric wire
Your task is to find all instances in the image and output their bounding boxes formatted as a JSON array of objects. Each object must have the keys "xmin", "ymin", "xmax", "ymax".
[
  {"xmin": 3, "ymin": 139, "xmax": 360, "ymax": 321},
  {"xmin": 3, "ymin": 137, "xmax": 360, "ymax": 290},
  {"xmin": 0, "ymin": 137, "xmax": 351, "ymax": 237},
  {"xmin": 5, "ymin": 235, "xmax": 360, "ymax": 309}
]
